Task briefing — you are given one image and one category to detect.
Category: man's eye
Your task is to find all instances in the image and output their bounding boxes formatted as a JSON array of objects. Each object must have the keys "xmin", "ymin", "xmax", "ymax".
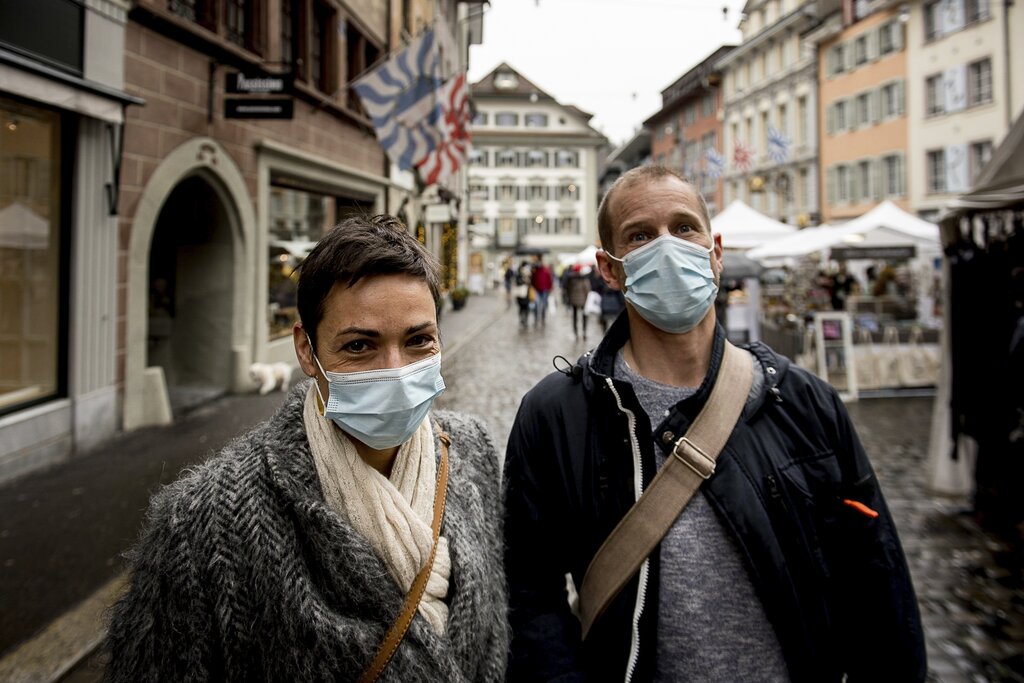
[
  {"xmin": 674, "ymin": 224, "xmax": 694, "ymax": 233},
  {"xmin": 342, "ymin": 340, "xmax": 369, "ymax": 353},
  {"xmin": 629, "ymin": 233, "xmax": 649, "ymax": 242}
]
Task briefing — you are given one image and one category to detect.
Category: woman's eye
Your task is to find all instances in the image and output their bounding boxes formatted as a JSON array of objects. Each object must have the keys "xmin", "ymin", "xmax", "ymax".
[{"xmin": 408, "ymin": 334, "xmax": 436, "ymax": 347}]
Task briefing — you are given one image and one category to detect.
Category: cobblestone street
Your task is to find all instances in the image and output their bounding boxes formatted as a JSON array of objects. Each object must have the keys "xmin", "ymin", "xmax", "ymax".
[{"xmin": 437, "ymin": 296, "xmax": 1024, "ymax": 682}]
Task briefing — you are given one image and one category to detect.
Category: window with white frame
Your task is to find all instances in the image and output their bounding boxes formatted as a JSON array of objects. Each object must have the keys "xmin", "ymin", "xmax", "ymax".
[
  {"xmin": 970, "ymin": 139, "xmax": 993, "ymax": 182},
  {"xmin": 881, "ymin": 82, "xmax": 898, "ymax": 118},
  {"xmin": 557, "ymin": 216, "xmax": 579, "ymax": 234},
  {"xmin": 469, "ymin": 149, "xmax": 487, "ymax": 166},
  {"xmin": 472, "ymin": 112, "xmax": 488, "ymax": 125},
  {"xmin": 923, "ymin": 1, "xmax": 941, "ymax": 41},
  {"xmin": 527, "ymin": 184, "xmax": 546, "ymax": 201},
  {"xmin": 496, "ymin": 149, "xmax": 518, "ymax": 167},
  {"xmin": 497, "ymin": 183, "xmax": 517, "ymax": 201},
  {"xmin": 468, "ymin": 183, "xmax": 489, "ymax": 200},
  {"xmin": 555, "ymin": 150, "xmax": 578, "ymax": 168},
  {"xmin": 526, "ymin": 150, "xmax": 548, "ymax": 168},
  {"xmin": 558, "ymin": 182, "xmax": 578, "ymax": 200},
  {"xmin": 856, "ymin": 92, "xmax": 870, "ymax": 127},
  {"xmin": 965, "ymin": 0, "xmax": 990, "ymax": 23},
  {"xmin": 854, "ymin": 35, "xmax": 868, "ymax": 66},
  {"xmin": 702, "ymin": 92, "xmax": 715, "ymax": 117},
  {"xmin": 525, "ymin": 113, "xmax": 548, "ymax": 128},
  {"xmin": 495, "ymin": 112, "xmax": 519, "ymax": 126},
  {"xmin": 835, "ymin": 100, "xmax": 848, "ymax": 131},
  {"xmin": 837, "ymin": 165, "xmax": 850, "ymax": 202},
  {"xmin": 968, "ymin": 58, "xmax": 992, "ymax": 106},
  {"xmin": 882, "ymin": 154, "xmax": 904, "ymax": 196},
  {"xmin": 926, "ymin": 74, "xmax": 944, "ymax": 116},
  {"xmin": 927, "ymin": 149, "xmax": 946, "ymax": 193}
]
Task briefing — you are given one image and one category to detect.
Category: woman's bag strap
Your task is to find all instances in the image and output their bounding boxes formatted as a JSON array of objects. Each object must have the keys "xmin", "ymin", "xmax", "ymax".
[
  {"xmin": 578, "ymin": 342, "xmax": 754, "ymax": 640},
  {"xmin": 358, "ymin": 430, "xmax": 451, "ymax": 683}
]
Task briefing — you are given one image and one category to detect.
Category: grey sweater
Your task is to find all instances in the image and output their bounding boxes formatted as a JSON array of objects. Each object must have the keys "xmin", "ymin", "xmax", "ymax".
[{"xmin": 105, "ymin": 381, "xmax": 509, "ymax": 682}]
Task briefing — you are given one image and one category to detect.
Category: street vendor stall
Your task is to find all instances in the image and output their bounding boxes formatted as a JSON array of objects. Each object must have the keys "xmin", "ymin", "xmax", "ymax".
[
  {"xmin": 927, "ymin": 112, "xmax": 1024, "ymax": 525},
  {"xmin": 747, "ymin": 201, "xmax": 942, "ymax": 397}
]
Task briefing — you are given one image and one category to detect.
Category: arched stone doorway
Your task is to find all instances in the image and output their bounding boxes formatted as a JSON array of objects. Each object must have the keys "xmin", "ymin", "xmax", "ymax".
[
  {"xmin": 124, "ymin": 138, "xmax": 255, "ymax": 430},
  {"xmin": 147, "ymin": 175, "xmax": 234, "ymax": 414}
]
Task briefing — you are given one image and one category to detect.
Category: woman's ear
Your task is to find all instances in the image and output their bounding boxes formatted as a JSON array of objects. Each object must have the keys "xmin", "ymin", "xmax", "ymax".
[{"xmin": 293, "ymin": 323, "xmax": 318, "ymax": 378}]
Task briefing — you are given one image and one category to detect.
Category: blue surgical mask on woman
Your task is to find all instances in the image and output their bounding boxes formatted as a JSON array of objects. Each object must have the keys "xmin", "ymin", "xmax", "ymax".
[
  {"xmin": 308, "ymin": 346, "xmax": 446, "ymax": 450},
  {"xmin": 605, "ymin": 234, "xmax": 718, "ymax": 334}
]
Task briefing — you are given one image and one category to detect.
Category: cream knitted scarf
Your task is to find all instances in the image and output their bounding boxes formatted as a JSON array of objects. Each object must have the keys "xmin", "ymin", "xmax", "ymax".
[{"xmin": 302, "ymin": 386, "xmax": 451, "ymax": 634}]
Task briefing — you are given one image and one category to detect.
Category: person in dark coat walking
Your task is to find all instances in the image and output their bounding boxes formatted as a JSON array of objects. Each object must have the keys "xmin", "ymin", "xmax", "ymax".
[
  {"xmin": 564, "ymin": 264, "xmax": 592, "ymax": 341},
  {"xmin": 503, "ymin": 166, "xmax": 925, "ymax": 682},
  {"xmin": 106, "ymin": 215, "xmax": 508, "ymax": 682}
]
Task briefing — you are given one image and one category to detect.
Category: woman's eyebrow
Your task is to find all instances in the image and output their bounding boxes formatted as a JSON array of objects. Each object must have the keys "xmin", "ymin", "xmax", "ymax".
[
  {"xmin": 405, "ymin": 322, "xmax": 436, "ymax": 335},
  {"xmin": 333, "ymin": 327, "xmax": 379, "ymax": 339}
]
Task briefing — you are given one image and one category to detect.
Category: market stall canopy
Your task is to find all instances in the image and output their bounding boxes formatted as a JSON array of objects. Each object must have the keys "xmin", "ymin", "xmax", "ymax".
[
  {"xmin": 575, "ymin": 244, "xmax": 599, "ymax": 266},
  {"xmin": 747, "ymin": 201, "xmax": 940, "ymax": 266},
  {"xmin": 0, "ymin": 202, "xmax": 49, "ymax": 250},
  {"xmin": 710, "ymin": 200, "xmax": 796, "ymax": 249},
  {"xmin": 721, "ymin": 251, "xmax": 764, "ymax": 280}
]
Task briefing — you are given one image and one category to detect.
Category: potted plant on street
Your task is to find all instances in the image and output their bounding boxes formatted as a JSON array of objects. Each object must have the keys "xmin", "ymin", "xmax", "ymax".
[{"xmin": 450, "ymin": 286, "xmax": 470, "ymax": 311}]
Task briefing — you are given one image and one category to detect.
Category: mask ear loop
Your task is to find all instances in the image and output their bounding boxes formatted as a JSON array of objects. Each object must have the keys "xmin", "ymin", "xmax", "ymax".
[{"xmin": 305, "ymin": 333, "xmax": 330, "ymax": 413}]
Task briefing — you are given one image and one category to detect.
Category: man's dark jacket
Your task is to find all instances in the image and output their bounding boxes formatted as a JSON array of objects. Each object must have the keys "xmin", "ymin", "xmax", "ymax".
[{"xmin": 503, "ymin": 315, "xmax": 926, "ymax": 682}]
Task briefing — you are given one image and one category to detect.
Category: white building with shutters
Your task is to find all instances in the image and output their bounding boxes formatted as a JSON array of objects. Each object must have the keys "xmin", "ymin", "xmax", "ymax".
[
  {"xmin": 907, "ymin": 0, "xmax": 1024, "ymax": 220},
  {"xmin": 467, "ymin": 63, "xmax": 606, "ymax": 266},
  {"xmin": 719, "ymin": 0, "xmax": 826, "ymax": 227}
]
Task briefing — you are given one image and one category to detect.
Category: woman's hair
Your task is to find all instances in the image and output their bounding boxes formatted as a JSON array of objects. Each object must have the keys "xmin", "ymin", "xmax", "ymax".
[{"xmin": 297, "ymin": 214, "xmax": 441, "ymax": 351}]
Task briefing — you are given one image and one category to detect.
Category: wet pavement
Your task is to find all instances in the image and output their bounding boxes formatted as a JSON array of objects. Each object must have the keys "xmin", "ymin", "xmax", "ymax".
[{"xmin": 2, "ymin": 289, "xmax": 1023, "ymax": 681}]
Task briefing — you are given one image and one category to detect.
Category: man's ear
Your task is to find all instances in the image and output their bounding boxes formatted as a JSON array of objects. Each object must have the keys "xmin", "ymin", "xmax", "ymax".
[
  {"xmin": 596, "ymin": 251, "xmax": 624, "ymax": 292},
  {"xmin": 711, "ymin": 233, "xmax": 724, "ymax": 278}
]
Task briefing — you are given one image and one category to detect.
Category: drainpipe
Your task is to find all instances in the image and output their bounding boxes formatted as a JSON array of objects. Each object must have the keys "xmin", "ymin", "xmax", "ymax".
[{"xmin": 1005, "ymin": 0, "xmax": 1014, "ymax": 131}]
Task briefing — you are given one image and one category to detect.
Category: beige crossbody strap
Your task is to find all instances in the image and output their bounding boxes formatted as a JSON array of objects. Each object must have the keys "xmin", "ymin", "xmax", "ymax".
[
  {"xmin": 358, "ymin": 430, "xmax": 451, "ymax": 683},
  {"xmin": 578, "ymin": 342, "xmax": 754, "ymax": 640}
]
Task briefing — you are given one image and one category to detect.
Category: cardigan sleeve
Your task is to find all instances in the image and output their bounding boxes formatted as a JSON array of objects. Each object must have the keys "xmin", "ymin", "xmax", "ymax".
[{"xmin": 104, "ymin": 480, "xmax": 217, "ymax": 682}]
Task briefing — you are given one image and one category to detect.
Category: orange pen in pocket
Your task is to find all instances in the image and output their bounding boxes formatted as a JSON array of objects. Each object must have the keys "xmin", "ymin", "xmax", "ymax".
[{"xmin": 842, "ymin": 498, "xmax": 879, "ymax": 518}]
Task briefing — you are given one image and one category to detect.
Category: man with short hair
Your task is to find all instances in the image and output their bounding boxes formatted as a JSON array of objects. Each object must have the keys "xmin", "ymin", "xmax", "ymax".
[{"xmin": 503, "ymin": 166, "xmax": 926, "ymax": 682}]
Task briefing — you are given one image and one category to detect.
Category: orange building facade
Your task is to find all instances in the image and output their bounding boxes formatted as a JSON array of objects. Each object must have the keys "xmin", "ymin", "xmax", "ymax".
[{"xmin": 817, "ymin": 3, "xmax": 910, "ymax": 222}]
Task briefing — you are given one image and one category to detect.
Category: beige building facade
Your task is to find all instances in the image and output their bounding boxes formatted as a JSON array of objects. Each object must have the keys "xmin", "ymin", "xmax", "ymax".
[{"xmin": 907, "ymin": 0, "xmax": 1024, "ymax": 220}]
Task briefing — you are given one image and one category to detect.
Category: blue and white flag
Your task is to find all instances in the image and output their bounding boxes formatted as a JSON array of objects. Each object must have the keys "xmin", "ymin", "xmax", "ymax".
[
  {"xmin": 767, "ymin": 125, "xmax": 791, "ymax": 165},
  {"xmin": 705, "ymin": 147, "xmax": 726, "ymax": 180},
  {"xmin": 352, "ymin": 30, "xmax": 445, "ymax": 171}
]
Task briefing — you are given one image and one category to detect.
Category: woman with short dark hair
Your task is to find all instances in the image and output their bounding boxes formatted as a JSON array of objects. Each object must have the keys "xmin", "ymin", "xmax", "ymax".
[{"xmin": 106, "ymin": 215, "xmax": 508, "ymax": 682}]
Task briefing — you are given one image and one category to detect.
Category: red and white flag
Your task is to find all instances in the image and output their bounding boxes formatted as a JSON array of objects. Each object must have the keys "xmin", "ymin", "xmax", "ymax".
[
  {"xmin": 416, "ymin": 72, "xmax": 471, "ymax": 188},
  {"xmin": 732, "ymin": 140, "xmax": 754, "ymax": 173}
]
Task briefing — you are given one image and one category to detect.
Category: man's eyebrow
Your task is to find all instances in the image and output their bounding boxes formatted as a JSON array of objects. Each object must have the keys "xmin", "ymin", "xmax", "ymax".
[{"xmin": 620, "ymin": 209, "xmax": 705, "ymax": 232}]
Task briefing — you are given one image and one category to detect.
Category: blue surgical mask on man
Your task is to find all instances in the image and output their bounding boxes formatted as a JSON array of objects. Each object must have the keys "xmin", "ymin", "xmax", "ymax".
[
  {"xmin": 308, "ymin": 344, "xmax": 446, "ymax": 450},
  {"xmin": 605, "ymin": 234, "xmax": 718, "ymax": 334}
]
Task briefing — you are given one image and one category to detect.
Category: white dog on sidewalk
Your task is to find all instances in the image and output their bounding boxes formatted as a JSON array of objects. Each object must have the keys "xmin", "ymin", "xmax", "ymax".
[{"xmin": 249, "ymin": 362, "xmax": 294, "ymax": 395}]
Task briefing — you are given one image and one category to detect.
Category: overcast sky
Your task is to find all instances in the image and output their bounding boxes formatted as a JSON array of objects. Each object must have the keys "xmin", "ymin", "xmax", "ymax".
[{"xmin": 467, "ymin": 0, "xmax": 748, "ymax": 149}]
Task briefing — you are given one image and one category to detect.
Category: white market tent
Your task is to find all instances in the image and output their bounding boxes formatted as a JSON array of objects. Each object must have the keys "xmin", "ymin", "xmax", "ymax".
[
  {"xmin": 746, "ymin": 200, "xmax": 940, "ymax": 266},
  {"xmin": 710, "ymin": 200, "xmax": 796, "ymax": 250},
  {"xmin": 0, "ymin": 201, "xmax": 50, "ymax": 250}
]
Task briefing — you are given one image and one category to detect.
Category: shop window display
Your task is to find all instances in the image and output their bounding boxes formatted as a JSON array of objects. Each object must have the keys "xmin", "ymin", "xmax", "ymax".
[{"xmin": 0, "ymin": 98, "xmax": 62, "ymax": 413}]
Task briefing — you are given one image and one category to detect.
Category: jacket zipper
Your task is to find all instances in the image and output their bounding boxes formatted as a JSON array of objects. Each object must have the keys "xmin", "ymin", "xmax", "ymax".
[{"xmin": 604, "ymin": 377, "xmax": 646, "ymax": 683}]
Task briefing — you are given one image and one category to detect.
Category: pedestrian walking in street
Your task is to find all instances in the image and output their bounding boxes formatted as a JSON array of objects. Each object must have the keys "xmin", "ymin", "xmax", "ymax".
[
  {"xmin": 503, "ymin": 258, "xmax": 516, "ymax": 309},
  {"xmin": 564, "ymin": 264, "xmax": 592, "ymax": 341},
  {"xmin": 531, "ymin": 255, "xmax": 554, "ymax": 327},
  {"xmin": 106, "ymin": 215, "xmax": 508, "ymax": 682},
  {"xmin": 515, "ymin": 261, "xmax": 534, "ymax": 329},
  {"xmin": 503, "ymin": 166, "xmax": 925, "ymax": 682}
]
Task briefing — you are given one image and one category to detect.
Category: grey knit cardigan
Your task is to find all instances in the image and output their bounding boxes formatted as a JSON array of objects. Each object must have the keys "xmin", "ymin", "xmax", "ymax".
[{"xmin": 105, "ymin": 381, "xmax": 509, "ymax": 682}]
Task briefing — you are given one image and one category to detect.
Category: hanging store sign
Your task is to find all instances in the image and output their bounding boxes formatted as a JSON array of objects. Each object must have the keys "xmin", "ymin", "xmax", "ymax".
[
  {"xmin": 224, "ymin": 98, "xmax": 293, "ymax": 120},
  {"xmin": 830, "ymin": 245, "xmax": 916, "ymax": 261},
  {"xmin": 425, "ymin": 204, "xmax": 453, "ymax": 223},
  {"xmin": 225, "ymin": 72, "xmax": 293, "ymax": 94}
]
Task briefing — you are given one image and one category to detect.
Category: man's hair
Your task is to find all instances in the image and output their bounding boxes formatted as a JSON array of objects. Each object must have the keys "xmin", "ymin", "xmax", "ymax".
[
  {"xmin": 297, "ymin": 214, "xmax": 441, "ymax": 351},
  {"xmin": 597, "ymin": 165, "xmax": 712, "ymax": 256}
]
